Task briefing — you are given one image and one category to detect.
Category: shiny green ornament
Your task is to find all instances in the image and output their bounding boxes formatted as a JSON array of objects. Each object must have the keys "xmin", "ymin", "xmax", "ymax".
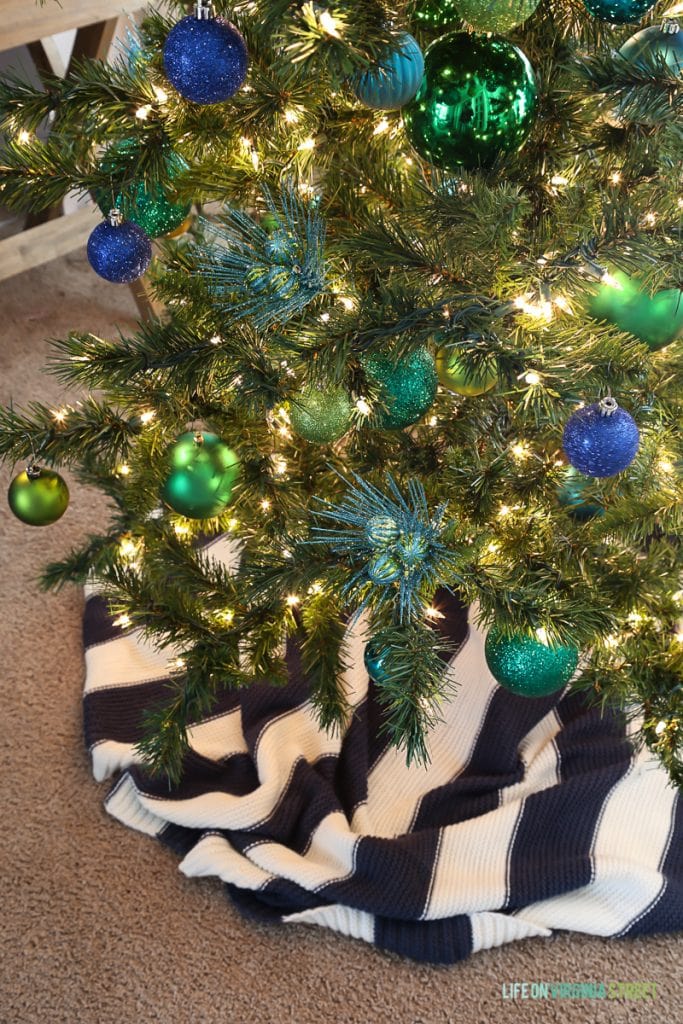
[
  {"xmin": 588, "ymin": 270, "xmax": 683, "ymax": 352},
  {"xmin": 436, "ymin": 347, "xmax": 497, "ymax": 396},
  {"xmin": 161, "ymin": 431, "xmax": 239, "ymax": 519},
  {"xmin": 557, "ymin": 467, "xmax": 604, "ymax": 522},
  {"xmin": 365, "ymin": 514, "xmax": 401, "ymax": 547},
  {"xmin": 582, "ymin": 0, "xmax": 655, "ymax": 25},
  {"xmin": 413, "ymin": 0, "xmax": 461, "ymax": 29},
  {"xmin": 363, "ymin": 347, "xmax": 437, "ymax": 429},
  {"xmin": 8, "ymin": 465, "xmax": 69, "ymax": 526},
  {"xmin": 96, "ymin": 139, "xmax": 191, "ymax": 239},
  {"xmin": 289, "ymin": 385, "xmax": 353, "ymax": 444},
  {"xmin": 402, "ymin": 32, "xmax": 539, "ymax": 171},
  {"xmin": 485, "ymin": 627, "xmax": 579, "ymax": 698},
  {"xmin": 367, "ymin": 552, "xmax": 402, "ymax": 584},
  {"xmin": 455, "ymin": 0, "xmax": 540, "ymax": 33}
]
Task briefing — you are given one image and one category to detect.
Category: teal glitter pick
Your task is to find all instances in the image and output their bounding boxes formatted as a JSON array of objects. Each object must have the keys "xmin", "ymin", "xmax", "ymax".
[{"xmin": 484, "ymin": 627, "xmax": 579, "ymax": 697}]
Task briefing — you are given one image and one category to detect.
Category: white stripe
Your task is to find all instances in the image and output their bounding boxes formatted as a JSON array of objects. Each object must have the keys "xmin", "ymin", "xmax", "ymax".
[
  {"xmin": 498, "ymin": 709, "xmax": 562, "ymax": 806},
  {"xmin": 283, "ymin": 904, "xmax": 375, "ymax": 944},
  {"xmin": 513, "ymin": 746, "xmax": 678, "ymax": 936},
  {"xmin": 470, "ymin": 910, "xmax": 551, "ymax": 952},
  {"xmin": 91, "ymin": 739, "xmax": 142, "ymax": 782},
  {"xmin": 84, "ymin": 630, "xmax": 180, "ymax": 693},
  {"xmin": 247, "ymin": 812, "xmax": 360, "ymax": 892},
  {"xmin": 353, "ymin": 607, "xmax": 493, "ymax": 838},
  {"xmin": 180, "ymin": 833, "xmax": 274, "ymax": 889},
  {"xmin": 105, "ymin": 773, "xmax": 167, "ymax": 837},
  {"xmin": 188, "ymin": 707, "xmax": 248, "ymax": 761}
]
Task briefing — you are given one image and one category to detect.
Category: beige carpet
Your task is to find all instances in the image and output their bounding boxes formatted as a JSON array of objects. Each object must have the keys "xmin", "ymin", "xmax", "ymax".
[{"xmin": 1, "ymin": 249, "xmax": 681, "ymax": 1024}]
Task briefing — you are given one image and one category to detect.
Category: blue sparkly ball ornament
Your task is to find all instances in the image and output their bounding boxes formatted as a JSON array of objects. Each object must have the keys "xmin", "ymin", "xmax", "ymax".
[
  {"xmin": 87, "ymin": 210, "xmax": 152, "ymax": 284},
  {"xmin": 163, "ymin": 4, "xmax": 248, "ymax": 105},
  {"xmin": 582, "ymin": 0, "xmax": 655, "ymax": 24},
  {"xmin": 485, "ymin": 627, "xmax": 579, "ymax": 698},
  {"xmin": 353, "ymin": 33, "xmax": 424, "ymax": 110},
  {"xmin": 562, "ymin": 397, "xmax": 640, "ymax": 479}
]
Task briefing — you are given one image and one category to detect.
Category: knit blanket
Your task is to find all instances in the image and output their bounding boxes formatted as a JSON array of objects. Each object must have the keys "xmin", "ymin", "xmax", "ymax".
[{"xmin": 83, "ymin": 535, "xmax": 683, "ymax": 964}]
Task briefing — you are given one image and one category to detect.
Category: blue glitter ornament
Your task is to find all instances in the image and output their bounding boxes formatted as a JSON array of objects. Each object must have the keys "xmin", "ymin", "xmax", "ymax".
[
  {"xmin": 87, "ymin": 210, "xmax": 152, "ymax": 284},
  {"xmin": 562, "ymin": 397, "xmax": 640, "ymax": 479},
  {"xmin": 353, "ymin": 33, "xmax": 424, "ymax": 110},
  {"xmin": 485, "ymin": 627, "xmax": 579, "ymax": 697},
  {"xmin": 163, "ymin": 4, "xmax": 248, "ymax": 105},
  {"xmin": 582, "ymin": 0, "xmax": 655, "ymax": 24}
]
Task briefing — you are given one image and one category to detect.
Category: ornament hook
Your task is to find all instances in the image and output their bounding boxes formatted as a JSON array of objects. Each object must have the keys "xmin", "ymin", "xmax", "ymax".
[
  {"xmin": 195, "ymin": 1, "xmax": 213, "ymax": 19},
  {"xmin": 599, "ymin": 396, "xmax": 619, "ymax": 417}
]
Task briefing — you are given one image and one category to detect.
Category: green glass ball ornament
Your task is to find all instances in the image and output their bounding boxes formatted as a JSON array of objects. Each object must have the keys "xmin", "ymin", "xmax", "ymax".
[
  {"xmin": 413, "ymin": 0, "xmax": 461, "ymax": 29},
  {"xmin": 485, "ymin": 627, "xmax": 579, "ymax": 698},
  {"xmin": 161, "ymin": 431, "xmax": 239, "ymax": 519},
  {"xmin": 557, "ymin": 467, "xmax": 604, "ymax": 522},
  {"xmin": 96, "ymin": 139, "xmax": 191, "ymax": 240},
  {"xmin": 455, "ymin": 0, "xmax": 541, "ymax": 34},
  {"xmin": 582, "ymin": 0, "xmax": 655, "ymax": 25},
  {"xmin": 367, "ymin": 552, "xmax": 402, "ymax": 584},
  {"xmin": 288, "ymin": 385, "xmax": 353, "ymax": 444},
  {"xmin": 8, "ymin": 465, "xmax": 69, "ymax": 526},
  {"xmin": 619, "ymin": 21, "xmax": 683, "ymax": 74},
  {"xmin": 436, "ymin": 347, "xmax": 497, "ymax": 396},
  {"xmin": 402, "ymin": 32, "xmax": 538, "ymax": 172},
  {"xmin": 365, "ymin": 514, "xmax": 401, "ymax": 547},
  {"xmin": 588, "ymin": 270, "xmax": 683, "ymax": 352},
  {"xmin": 363, "ymin": 347, "xmax": 438, "ymax": 429}
]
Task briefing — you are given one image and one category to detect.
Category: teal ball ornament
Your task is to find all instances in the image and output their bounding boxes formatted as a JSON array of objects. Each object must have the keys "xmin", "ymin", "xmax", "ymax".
[
  {"xmin": 619, "ymin": 21, "xmax": 683, "ymax": 73},
  {"xmin": 485, "ymin": 627, "xmax": 579, "ymax": 698},
  {"xmin": 353, "ymin": 33, "xmax": 424, "ymax": 110},
  {"xmin": 364, "ymin": 640, "xmax": 391, "ymax": 684},
  {"xmin": 288, "ymin": 386, "xmax": 353, "ymax": 444},
  {"xmin": 363, "ymin": 347, "xmax": 438, "ymax": 429},
  {"xmin": 161, "ymin": 431, "xmax": 239, "ymax": 518},
  {"xmin": 367, "ymin": 552, "xmax": 402, "ymax": 584},
  {"xmin": 557, "ymin": 468, "xmax": 604, "ymax": 521},
  {"xmin": 8, "ymin": 465, "xmax": 69, "ymax": 526},
  {"xmin": 402, "ymin": 32, "xmax": 538, "ymax": 171},
  {"xmin": 582, "ymin": 0, "xmax": 655, "ymax": 23},
  {"xmin": 365, "ymin": 514, "xmax": 401, "ymax": 548}
]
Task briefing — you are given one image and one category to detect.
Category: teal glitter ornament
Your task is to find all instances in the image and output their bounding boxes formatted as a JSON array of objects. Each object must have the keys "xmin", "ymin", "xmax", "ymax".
[
  {"xmin": 402, "ymin": 32, "xmax": 538, "ymax": 171},
  {"xmin": 8, "ymin": 464, "xmax": 69, "ymax": 526},
  {"xmin": 413, "ymin": 0, "xmax": 460, "ymax": 29},
  {"xmin": 557, "ymin": 468, "xmax": 604, "ymax": 522},
  {"xmin": 96, "ymin": 139, "xmax": 191, "ymax": 240},
  {"xmin": 353, "ymin": 33, "xmax": 424, "ymax": 110},
  {"xmin": 619, "ymin": 20, "xmax": 683, "ymax": 73},
  {"xmin": 161, "ymin": 431, "xmax": 239, "ymax": 518},
  {"xmin": 397, "ymin": 532, "xmax": 430, "ymax": 567},
  {"xmin": 485, "ymin": 627, "xmax": 579, "ymax": 698},
  {"xmin": 289, "ymin": 385, "xmax": 353, "ymax": 444},
  {"xmin": 363, "ymin": 347, "xmax": 437, "ymax": 429},
  {"xmin": 582, "ymin": 0, "xmax": 655, "ymax": 24},
  {"xmin": 365, "ymin": 514, "xmax": 401, "ymax": 548},
  {"xmin": 455, "ymin": 0, "xmax": 541, "ymax": 33}
]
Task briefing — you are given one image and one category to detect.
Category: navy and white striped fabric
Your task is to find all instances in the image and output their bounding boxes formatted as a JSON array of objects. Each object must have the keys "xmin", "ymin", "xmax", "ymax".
[{"xmin": 83, "ymin": 535, "xmax": 683, "ymax": 963}]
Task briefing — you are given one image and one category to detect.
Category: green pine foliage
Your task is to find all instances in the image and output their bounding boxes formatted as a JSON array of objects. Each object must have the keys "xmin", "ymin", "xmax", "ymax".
[{"xmin": 0, "ymin": 0, "xmax": 681, "ymax": 785}]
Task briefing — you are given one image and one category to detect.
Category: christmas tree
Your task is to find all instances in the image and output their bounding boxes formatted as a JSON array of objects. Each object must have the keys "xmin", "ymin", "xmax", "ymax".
[{"xmin": 1, "ymin": 0, "xmax": 682, "ymax": 792}]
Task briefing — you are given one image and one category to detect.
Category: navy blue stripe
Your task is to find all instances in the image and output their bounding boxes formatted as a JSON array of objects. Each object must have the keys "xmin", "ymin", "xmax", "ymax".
[
  {"xmin": 84, "ymin": 679, "xmax": 172, "ymax": 748},
  {"xmin": 621, "ymin": 796, "xmax": 683, "ymax": 937},
  {"xmin": 374, "ymin": 914, "xmax": 473, "ymax": 964},
  {"xmin": 227, "ymin": 879, "xmax": 326, "ymax": 921},
  {"xmin": 83, "ymin": 594, "xmax": 130, "ymax": 648},
  {"xmin": 131, "ymin": 750, "xmax": 258, "ymax": 800}
]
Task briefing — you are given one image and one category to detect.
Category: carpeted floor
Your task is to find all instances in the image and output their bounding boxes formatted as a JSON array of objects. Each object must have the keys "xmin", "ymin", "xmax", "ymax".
[{"xmin": 1, "ymin": 248, "xmax": 681, "ymax": 1024}]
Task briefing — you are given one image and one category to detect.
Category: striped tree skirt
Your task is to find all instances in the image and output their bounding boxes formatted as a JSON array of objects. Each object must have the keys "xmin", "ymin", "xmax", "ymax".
[{"xmin": 83, "ymin": 536, "xmax": 683, "ymax": 963}]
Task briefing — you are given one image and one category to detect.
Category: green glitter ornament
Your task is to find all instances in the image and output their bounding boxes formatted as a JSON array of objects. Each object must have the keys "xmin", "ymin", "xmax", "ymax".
[
  {"xmin": 365, "ymin": 514, "xmax": 401, "ymax": 547},
  {"xmin": 288, "ymin": 385, "xmax": 353, "ymax": 444},
  {"xmin": 7, "ymin": 464, "xmax": 69, "ymax": 526},
  {"xmin": 484, "ymin": 627, "xmax": 579, "ymax": 697},
  {"xmin": 455, "ymin": 0, "xmax": 541, "ymax": 33},
  {"xmin": 161, "ymin": 431, "xmax": 239, "ymax": 519},
  {"xmin": 402, "ymin": 32, "xmax": 539, "ymax": 171},
  {"xmin": 363, "ymin": 347, "xmax": 438, "ymax": 429},
  {"xmin": 588, "ymin": 271, "xmax": 683, "ymax": 352},
  {"xmin": 413, "ymin": 0, "xmax": 461, "ymax": 29},
  {"xmin": 436, "ymin": 347, "xmax": 497, "ymax": 396},
  {"xmin": 96, "ymin": 139, "xmax": 191, "ymax": 240}
]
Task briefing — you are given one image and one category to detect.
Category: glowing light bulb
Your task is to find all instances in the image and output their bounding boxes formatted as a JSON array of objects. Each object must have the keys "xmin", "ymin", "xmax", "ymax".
[
  {"xmin": 260, "ymin": 499, "xmax": 271, "ymax": 511},
  {"xmin": 535, "ymin": 627, "xmax": 550, "ymax": 646},
  {"xmin": 139, "ymin": 410, "xmax": 155, "ymax": 425},
  {"xmin": 113, "ymin": 613, "xmax": 131, "ymax": 629},
  {"xmin": 601, "ymin": 272, "xmax": 623, "ymax": 290},
  {"xmin": 284, "ymin": 108, "xmax": 300, "ymax": 124},
  {"xmin": 135, "ymin": 104, "xmax": 152, "ymax": 120},
  {"xmin": 373, "ymin": 118, "xmax": 390, "ymax": 136},
  {"xmin": 286, "ymin": 594, "xmax": 301, "ymax": 606},
  {"xmin": 298, "ymin": 137, "xmax": 316, "ymax": 151},
  {"xmin": 511, "ymin": 441, "xmax": 529, "ymax": 461},
  {"xmin": 356, "ymin": 398, "xmax": 371, "ymax": 416},
  {"xmin": 17, "ymin": 129, "xmax": 31, "ymax": 144},
  {"xmin": 52, "ymin": 408, "xmax": 67, "ymax": 423},
  {"xmin": 524, "ymin": 371, "xmax": 541, "ymax": 386},
  {"xmin": 117, "ymin": 463, "xmax": 131, "ymax": 476},
  {"xmin": 153, "ymin": 85, "xmax": 168, "ymax": 103},
  {"xmin": 655, "ymin": 720, "xmax": 667, "ymax": 735},
  {"xmin": 210, "ymin": 335, "xmax": 222, "ymax": 345},
  {"xmin": 319, "ymin": 10, "xmax": 341, "ymax": 37},
  {"xmin": 174, "ymin": 522, "xmax": 191, "ymax": 537}
]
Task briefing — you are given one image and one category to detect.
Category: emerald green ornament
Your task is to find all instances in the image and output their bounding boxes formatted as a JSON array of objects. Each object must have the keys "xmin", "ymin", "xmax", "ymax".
[
  {"xmin": 161, "ymin": 431, "xmax": 239, "ymax": 519},
  {"xmin": 436, "ymin": 347, "xmax": 497, "ymax": 396},
  {"xmin": 365, "ymin": 514, "xmax": 401, "ymax": 547},
  {"xmin": 455, "ymin": 0, "xmax": 540, "ymax": 33},
  {"xmin": 96, "ymin": 139, "xmax": 191, "ymax": 240},
  {"xmin": 413, "ymin": 0, "xmax": 460, "ymax": 29},
  {"xmin": 289, "ymin": 385, "xmax": 353, "ymax": 444},
  {"xmin": 557, "ymin": 467, "xmax": 604, "ymax": 522},
  {"xmin": 582, "ymin": 0, "xmax": 655, "ymax": 25},
  {"xmin": 363, "ymin": 347, "xmax": 437, "ymax": 429},
  {"xmin": 588, "ymin": 271, "xmax": 683, "ymax": 352},
  {"xmin": 485, "ymin": 627, "xmax": 579, "ymax": 698},
  {"xmin": 8, "ymin": 465, "xmax": 69, "ymax": 526},
  {"xmin": 402, "ymin": 32, "xmax": 538, "ymax": 171}
]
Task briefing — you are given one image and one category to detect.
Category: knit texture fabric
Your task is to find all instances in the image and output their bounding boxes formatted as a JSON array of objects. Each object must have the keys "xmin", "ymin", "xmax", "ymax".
[{"xmin": 83, "ymin": 535, "xmax": 683, "ymax": 964}]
